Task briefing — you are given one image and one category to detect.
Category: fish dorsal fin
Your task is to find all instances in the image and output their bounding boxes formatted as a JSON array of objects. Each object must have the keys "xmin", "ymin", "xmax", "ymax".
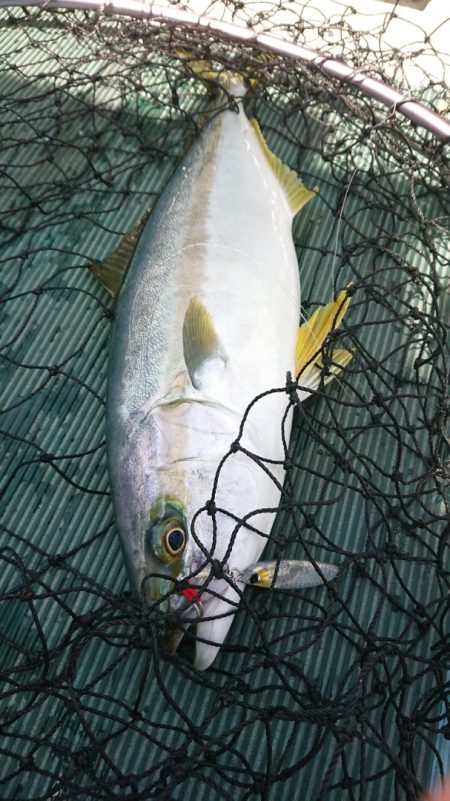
[
  {"xmin": 296, "ymin": 288, "xmax": 353, "ymax": 390},
  {"xmin": 249, "ymin": 118, "xmax": 317, "ymax": 215},
  {"xmin": 90, "ymin": 210, "xmax": 151, "ymax": 297},
  {"xmin": 182, "ymin": 298, "xmax": 225, "ymax": 389}
]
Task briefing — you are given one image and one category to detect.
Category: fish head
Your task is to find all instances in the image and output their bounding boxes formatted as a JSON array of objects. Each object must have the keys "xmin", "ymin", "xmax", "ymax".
[
  {"xmin": 135, "ymin": 495, "xmax": 188, "ymax": 614},
  {"xmin": 112, "ymin": 403, "xmax": 282, "ymax": 668},
  {"xmin": 136, "ymin": 488, "xmax": 243, "ymax": 669},
  {"xmin": 136, "ymin": 454, "xmax": 277, "ymax": 670}
]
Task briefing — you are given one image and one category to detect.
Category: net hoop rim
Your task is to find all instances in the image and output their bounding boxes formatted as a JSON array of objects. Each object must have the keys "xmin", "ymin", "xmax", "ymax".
[{"xmin": 1, "ymin": 0, "xmax": 450, "ymax": 142}]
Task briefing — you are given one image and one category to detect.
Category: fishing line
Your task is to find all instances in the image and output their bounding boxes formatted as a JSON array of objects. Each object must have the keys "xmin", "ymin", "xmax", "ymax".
[
  {"xmin": 329, "ymin": 166, "xmax": 358, "ymax": 294},
  {"xmin": 296, "ymin": 163, "xmax": 357, "ymax": 398}
]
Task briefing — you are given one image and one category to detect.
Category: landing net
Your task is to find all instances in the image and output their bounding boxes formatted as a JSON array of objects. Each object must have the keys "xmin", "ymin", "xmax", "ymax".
[{"xmin": 0, "ymin": 2, "xmax": 449, "ymax": 799}]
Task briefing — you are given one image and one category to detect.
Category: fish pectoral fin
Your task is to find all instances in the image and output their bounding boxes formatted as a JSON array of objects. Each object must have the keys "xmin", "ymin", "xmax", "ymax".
[
  {"xmin": 296, "ymin": 287, "xmax": 352, "ymax": 384},
  {"xmin": 250, "ymin": 118, "xmax": 317, "ymax": 215},
  {"xmin": 182, "ymin": 297, "xmax": 226, "ymax": 389},
  {"xmin": 90, "ymin": 208, "xmax": 152, "ymax": 297}
]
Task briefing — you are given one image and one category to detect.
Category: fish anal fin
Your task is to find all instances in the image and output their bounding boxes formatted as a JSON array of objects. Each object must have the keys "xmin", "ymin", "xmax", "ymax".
[
  {"xmin": 182, "ymin": 297, "xmax": 225, "ymax": 389},
  {"xmin": 250, "ymin": 118, "xmax": 317, "ymax": 215},
  {"xmin": 90, "ymin": 209, "xmax": 151, "ymax": 297}
]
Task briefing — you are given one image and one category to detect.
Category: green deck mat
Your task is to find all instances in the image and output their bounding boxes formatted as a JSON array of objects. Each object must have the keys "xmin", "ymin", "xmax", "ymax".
[{"xmin": 0, "ymin": 8, "xmax": 448, "ymax": 801}]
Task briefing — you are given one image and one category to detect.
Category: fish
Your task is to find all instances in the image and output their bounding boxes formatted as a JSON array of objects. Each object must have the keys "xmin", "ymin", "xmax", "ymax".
[{"xmin": 91, "ymin": 76, "xmax": 352, "ymax": 670}]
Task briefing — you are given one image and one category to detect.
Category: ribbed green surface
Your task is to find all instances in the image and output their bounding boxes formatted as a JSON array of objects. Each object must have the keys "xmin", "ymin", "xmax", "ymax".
[{"xmin": 0, "ymin": 9, "xmax": 448, "ymax": 801}]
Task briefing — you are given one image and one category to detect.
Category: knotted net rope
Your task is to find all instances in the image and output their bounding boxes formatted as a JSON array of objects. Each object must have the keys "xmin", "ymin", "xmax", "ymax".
[{"xmin": 0, "ymin": 2, "xmax": 449, "ymax": 799}]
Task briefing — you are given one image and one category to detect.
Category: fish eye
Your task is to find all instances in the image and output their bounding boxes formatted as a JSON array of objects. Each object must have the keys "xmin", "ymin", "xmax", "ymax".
[{"xmin": 162, "ymin": 524, "xmax": 186, "ymax": 557}]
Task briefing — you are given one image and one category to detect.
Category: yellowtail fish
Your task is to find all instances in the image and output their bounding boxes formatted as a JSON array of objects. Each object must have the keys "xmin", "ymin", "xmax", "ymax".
[{"xmin": 92, "ymin": 77, "xmax": 352, "ymax": 670}]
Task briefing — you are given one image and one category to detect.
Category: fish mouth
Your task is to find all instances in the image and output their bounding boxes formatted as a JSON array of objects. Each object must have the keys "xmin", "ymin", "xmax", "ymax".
[
  {"xmin": 164, "ymin": 592, "xmax": 203, "ymax": 655},
  {"xmin": 164, "ymin": 573, "xmax": 242, "ymax": 671}
]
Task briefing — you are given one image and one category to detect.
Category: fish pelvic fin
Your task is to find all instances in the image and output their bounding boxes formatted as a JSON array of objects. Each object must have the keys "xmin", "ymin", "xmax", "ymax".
[
  {"xmin": 249, "ymin": 118, "xmax": 317, "ymax": 215},
  {"xmin": 182, "ymin": 297, "xmax": 226, "ymax": 389},
  {"xmin": 299, "ymin": 349, "xmax": 354, "ymax": 394},
  {"xmin": 90, "ymin": 209, "xmax": 151, "ymax": 297},
  {"xmin": 296, "ymin": 287, "xmax": 353, "ymax": 392}
]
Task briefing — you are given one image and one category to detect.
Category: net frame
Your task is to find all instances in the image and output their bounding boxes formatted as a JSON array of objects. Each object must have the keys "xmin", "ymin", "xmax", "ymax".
[{"xmin": 1, "ymin": 0, "xmax": 450, "ymax": 139}]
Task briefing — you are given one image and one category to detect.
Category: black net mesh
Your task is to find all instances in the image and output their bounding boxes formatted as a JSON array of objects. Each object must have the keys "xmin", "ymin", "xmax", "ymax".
[{"xmin": 0, "ymin": 3, "xmax": 449, "ymax": 800}]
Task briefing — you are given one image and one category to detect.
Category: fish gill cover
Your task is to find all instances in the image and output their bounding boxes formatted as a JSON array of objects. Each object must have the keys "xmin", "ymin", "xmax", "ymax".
[{"xmin": 0, "ymin": 2, "xmax": 448, "ymax": 799}]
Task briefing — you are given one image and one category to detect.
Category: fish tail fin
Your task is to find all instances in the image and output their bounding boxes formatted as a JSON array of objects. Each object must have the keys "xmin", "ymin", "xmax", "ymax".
[
  {"xmin": 296, "ymin": 287, "xmax": 354, "ymax": 392},
  {"xmin": 176, "ymin": 48, "xmax": 275, "ymax": 99},
  {"xmin": 176, "ymin": 49, "xmax": 260, "ymax": 97}
]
